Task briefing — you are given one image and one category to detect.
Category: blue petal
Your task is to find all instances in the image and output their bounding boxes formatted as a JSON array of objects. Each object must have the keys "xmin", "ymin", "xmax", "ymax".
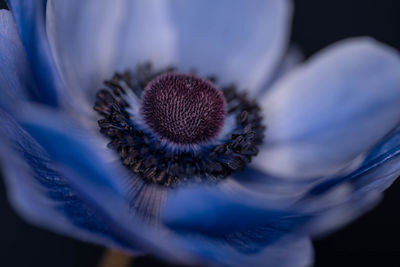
[
  {"xmin": 18, "ymin": 107, "xmax": 125, "ymax": 194},
  {"xmin": 0, "ymin": 109, "xmax": 135, "ymax": 250},
  {"xmin": 63, "ymin": 162, "xmax": 313, "ymax": 267},
  {"xmin": 163, "ymin": 185, "xmax": 310, "ymax": 236},
  {"xmin": 255, "ymin": 38, "xmax": 400, "ymax": 179},
  {"xmin": 168, "ymin": 0, "xmax": 293, "ymax": 95},
  {"xmin": 301, "ymin": 184, "xmax": 381, "ymax": 237},
  {"xmin": 9, "ymin": 107, "xmax": 195, "ymax": 259},
  {"xmin": 170, "ymin": 235, "xmax": 313, "ymax": 267},
  {"xmin": 309, "ymin": 128, "xmax": 400, "ymax": 196},
  {"xmin": 352, "ymin": 129, "xmax": 400, "ymax": 193},
  {"xmin": 162, "ymin": 172, "xmax": 381, "ymax": 248},
  {"xmin": 258, "ymin": 45, "xmax": 304, "ymax": 97},
  {"xmin": 15, "ymin": 105, "xmax": 315, "ymax": 266},
  {"xmin": 162, "ymin": 184, "xmax": 314, "ymax": 266},
  {"xmin": 0, "ymin": 10, "xmax": 33, "ymax": 109},
  {"xmin": 12, "ymin": 107, "xmax": 260, "ymax": 265},
  {"xmin": 46, "ymin": 0, "xmax": 176, "ymax": 104},
  {"xmin": 6, "ymin": 0, "xmax": 63, "ymax": 106}
]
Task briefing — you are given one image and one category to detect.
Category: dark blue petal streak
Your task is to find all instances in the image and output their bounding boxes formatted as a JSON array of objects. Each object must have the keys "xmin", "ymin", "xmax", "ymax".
[
  {"xmin": 0, "ymin": 109, "xmax": 129, "ymax": 248},
  {"xmin": 6, "ymin": 0, "xmax": 62, "ymax": 106}
]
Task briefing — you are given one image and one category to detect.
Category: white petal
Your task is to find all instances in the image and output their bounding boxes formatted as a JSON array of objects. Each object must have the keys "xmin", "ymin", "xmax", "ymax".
[
  {"xmin": 259, "ymin": 45, "xmax": 304, "ymax": 96},
  {"xmin": 46, "ymin": 0, "xmax": 177, "ymax": 103},
  {"xmin": 168, "ymin": 0, "xmax": 292, "ymax": 95},
  {"xmin": 254, "ymin": 38, "xmax": 400, "ymax": 179}
]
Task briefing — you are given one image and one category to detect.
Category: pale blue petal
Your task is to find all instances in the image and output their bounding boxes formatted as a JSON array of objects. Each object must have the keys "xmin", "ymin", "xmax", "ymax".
[
  {"xmin": 59, "ymin": 164, "xmax": 315, "ymax": 267},
  {"xmin": 163, "ymin": 185, "xmax": 310, "ymax": 235},
  {"xmin": 162, "ymin": 170, "xmax": 380, "ymax": 246},
  {"xmin": 162, "ymin": 180, "xmax": 350, "ymax": 237},
  {"xmin": 6, "ymin": 0, "xmax": 63, "ymax": 106},
  {"xmin": 167, "ymin": 235, "xmax": 313, "ymax": 267},
  {"xmin": 13, "ymin": 103, "xmax": 315, "ymax": 266},
  {"xmin": 14, "ymin": 106, "xmax": 315, "ymax": 266},
  {"xmin": 352, "ymin": 130, "xmax": 400, "ymax": 193},
  {"xmin": 309, "ymin": 128, "xmax": 400, "ymax": 196},
  {"xmin": 0, "ymin": 109, "xmax": 137, "ymax": 251},
  {"xmin": 168, "ymin": 0, "xmax": 292, "ymax": 95},
  {"xmin": 46, "ymin": 0, "xmax": 177, "ymax": 105},
  {"xmin": 12, "ymin": 106, "xmax": 195, "ymax": 261},
  {"xmin": 301, "ymin": 185, "xmax": 381, "ymax": 237},
  {"xmin": 258, "ymin": 45, "xmax": 304, "ymax": 97},
  {"xmin": 232, "ymin": 167, "xmax": 317, "ymax": 203},
  {"xmin": 0, "ymin": 10, "xmax": 33, "ymax": 109},
  {"xmin": 255, "ymin": 38, "xmax": 400, "ymax": 179},
  {"xmin": 18, "ymin": 107, "xmax": 125, "ymax": 194}
]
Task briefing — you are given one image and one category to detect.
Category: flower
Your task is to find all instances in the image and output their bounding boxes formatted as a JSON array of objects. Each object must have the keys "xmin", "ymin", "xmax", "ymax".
[{"xmin": 1, "ymin": 0, "xmax": 400, "ymax": 266}]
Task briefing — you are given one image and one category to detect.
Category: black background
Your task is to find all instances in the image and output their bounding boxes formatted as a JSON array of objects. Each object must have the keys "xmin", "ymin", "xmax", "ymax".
[{"xmin": 1, "ymin": 0, "xmax": 400, "ymax": 266}]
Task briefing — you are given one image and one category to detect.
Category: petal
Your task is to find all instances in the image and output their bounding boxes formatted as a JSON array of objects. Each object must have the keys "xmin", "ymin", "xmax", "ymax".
[
  {"xmin": 0, "ymin": 109, "xmax": 135, "ymax": 251},
  {"xmin": 302, "ymin": 185, "xmax": 381, "ymax": 237},
  {"xmin": 162, "ymin": 171, "xmax": 379, "ymax": 245},
  {"xmin": 46, "ymin": 0, "xmax": 177, "ymax": 104},
  {"xmin": 171, "ymin": 235, "xmax": 313, "ymax": 267},
  {"xmin": 309, "ymin": 127, "xmax": 400, "ymax": 196},
  {"xmin": 15, "ymin": 106, "xmax": 315, "ymax": 266},
  {"xmin": 258, "ymin": 45, "xmax": 304, "ymax": 96},
  {"xmin": 10, "ymin": 103, "xmax": 314, "ymax": 266},
  {"xmin": 11, "ymin": 106, "xmax": 188, "ymax": 258},
  {"xmin": 254, "ymin": 38, "xmax": 400, "ymax": 179},
  {"xmin": 231, "ymin": 167, "xmax": 316, "ymax": 203},
  {"xmin": 161, "ymin": 179, "xmax": 357, "ymax": 237},
  {"xmin": 0, "ymin": 10, "xmax": 32, "ymax": 108},
  {"xmin": 163, "ymin": 184, "xmax": 310, "ymax": 235},
  {"xmin": 168, "ymin": 0, "xmax": 292, "ymax": 95},
  {"xmin": 6, "ymin": 0, "xmax": 63, "ymax": 106},
  {"xmin": 352, "ymin": 129, "xmax": 400, "ymax": 193}
]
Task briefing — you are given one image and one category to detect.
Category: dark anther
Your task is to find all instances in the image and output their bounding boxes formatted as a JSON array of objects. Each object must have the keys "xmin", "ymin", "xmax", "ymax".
[{"xmin": 93, "ymin": 63, "xmax": 265, "ymax": 187}]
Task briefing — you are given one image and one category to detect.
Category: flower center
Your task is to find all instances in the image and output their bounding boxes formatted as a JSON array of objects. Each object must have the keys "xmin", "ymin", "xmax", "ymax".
[
  {"xmin": 141, "ymin": 73, "xmax": 226, "ymax": 145},
  {"xmin": 94, "ymin": 63, "xmax": 265, "ymax": 187}
]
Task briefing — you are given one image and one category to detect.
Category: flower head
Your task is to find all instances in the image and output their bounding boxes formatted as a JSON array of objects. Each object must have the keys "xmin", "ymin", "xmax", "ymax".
[{"xmin": 1, "ymin": 0, "xmax": 400, "ymax": 266}]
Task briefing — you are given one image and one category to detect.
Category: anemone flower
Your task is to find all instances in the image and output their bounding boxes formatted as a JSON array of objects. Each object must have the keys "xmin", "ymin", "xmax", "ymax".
[{"xmin": 1, "ymin": 1, "xmax": 400, "ymax": 267}]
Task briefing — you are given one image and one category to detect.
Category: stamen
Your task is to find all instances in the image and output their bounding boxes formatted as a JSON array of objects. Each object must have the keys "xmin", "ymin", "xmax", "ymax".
[{"xmin": 94, "ymin": 63, "xmax": 265, "ymax": 187}]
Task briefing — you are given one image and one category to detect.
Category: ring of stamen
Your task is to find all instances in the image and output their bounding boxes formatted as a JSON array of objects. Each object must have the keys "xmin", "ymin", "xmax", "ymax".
[{"xmin": 94, "ymin": 63, "xmax": 265, "ymax": 187}]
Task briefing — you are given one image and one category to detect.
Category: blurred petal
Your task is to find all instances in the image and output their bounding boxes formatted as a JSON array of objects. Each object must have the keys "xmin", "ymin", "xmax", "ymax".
[
  {"xmin": 309, "ymin": 127, "xmax": 400, "ymax": 196},
  {"xmin": 163, "ymin": 181, "xmax": 312, "ymax": 267},
  {"xmin": 352, "ymin": 129, "xmax": 400, "ymax": 193},
  {"xmin": 15, "ymin": 105, "xmax": 126, "ymax": 194},
  {"xmin": 16, "ymin": 106, "xmax": 308, "ymax": 266},
  {"xmin": 66, "ymin": 166, "xmax": 313, "ymax": 267},
  {"xmin": 232, "ymin": 167, "xmax": 316, "ymax": 203},
  {"xmin": 0, "ymin": 109, "xmax": 134, "ymax": 251},
  {"xmin": 301, "ymin": 183, "xmax": 381, "ymax": 237},
  {"xmin": 162, "ymin": 171, "xmax": 380, "ymax": 249},
  {"xmin": 6, "ymin": 0, "xmax": 62, "ymax": 106},
  {"xmin": 172, "ymin": 235, "xmax": 313, "ymax": 267},
  {"xmin": 163, "ymin": 184, "xmax": 309, "ymax": 235},
  {"xmin": 161, "ymin": 179, "xmax": 367, "ymax": 238},
  {"xmin": 46, "ymin": 0, "xmax": 177, "ymax": 104},
  {"xmin": 8, "ymin": 103, "xmax": 322, "ymax": 266},
  {"xmin": 168, "ymin": 0, "xmax": 292, "ymax": 95},
  {"xmin": 12, "ymin": 106, "xmax": 190, "ymax": 259},
  {"xmin": 258, "ymin": 45, "xmax": 304, "ymax": 96},
  {"xmin": 255, "ymin": 38, "xmax": 400, "ymax": 179},
  {"xmin": 0, "ymin": 10, "xmax": 33, "ymax": 109}
]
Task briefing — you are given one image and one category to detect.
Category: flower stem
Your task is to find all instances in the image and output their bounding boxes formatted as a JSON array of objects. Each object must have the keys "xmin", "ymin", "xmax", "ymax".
[{"xmin": 98, "ymin": 249, "xmax": 134, "ymax": 267}]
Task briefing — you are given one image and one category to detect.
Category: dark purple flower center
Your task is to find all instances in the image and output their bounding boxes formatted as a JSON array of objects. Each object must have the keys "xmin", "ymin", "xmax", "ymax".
[
  {"xmin": 94, "ymin": 63, "xmax": 265, "ymax": 187},
  {"xmin": 140, "ymin": 73, "xmax": 226, "ymax": 145}
]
